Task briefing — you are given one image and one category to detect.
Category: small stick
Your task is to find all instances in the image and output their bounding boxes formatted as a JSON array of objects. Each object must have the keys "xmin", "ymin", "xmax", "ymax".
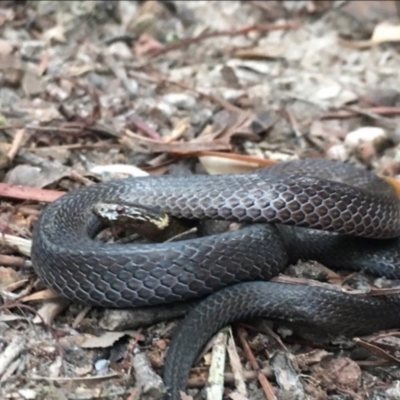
[
  {"xmin": 206, "ymin": 330, "xmax": 228, "ymax": 400},
  {"xmin": 237, "ymin": 327, "xmax": 277, "ymax": 400},
  {"xmin": 7, "ymin": 129, "xmax": 25, "ymax": 161}
]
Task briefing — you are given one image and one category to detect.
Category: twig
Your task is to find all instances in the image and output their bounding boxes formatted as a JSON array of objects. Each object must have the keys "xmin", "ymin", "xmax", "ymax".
[
  {"xmin": 126, "ymin": 113, "xmax": 163, "ymax": 141},
  {"xmin": 149, "ymin": 23, "xmax": 300, "ymax": 58},
  {"xmin": 206, "ymin": 330, "xmax": 228, "ymax": 400},
  {"xmin": 321, "ymin": 106, "xmax": 400, "ymax": 120},
  {"xmin": 72, "ymin": 306, "xmax": 92, "ymax": 329},
  {"xmin": 7, "ymin": 129, "xmax": 25, "ymax": 161},
  {"xmin": 1, "ymin": 234, "xmax": 31, "ymax": 257},
  {"xmin": 0, "ymin": 183, "xmax": 64, "ymax": 203},
  {"xmin": 237, "ymin": 327, "xmax": 277, "ymax": 400},
  {"xmin": 226, "ymin": 327, "xmax": 247, "ymax": 396},
  {"xmin": 0, "ymin": 254, "xmax": 27, "ymax": 268},
  {"xmin": 31, "ymin": 372, "xmax": 120, "ymax": 383},
  {"xmin": 28, "ymin": 143, "xmax": 122, "ymax": 152},
  {"xmin": 70, "ymin": 171, "xmax": 95, "ymax": 186}
]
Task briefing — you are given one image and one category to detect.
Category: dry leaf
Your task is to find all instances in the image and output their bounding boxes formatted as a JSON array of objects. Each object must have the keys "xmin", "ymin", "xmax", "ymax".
[
  {"xmin": 314, "ymin": 357, "xmax": 361, "ymax": 390},
  {"xmin": 33, "ymin": 299, "xmax": 70, "ymax": 325},
  {"xmin": 135, "ymin": 34, "xmax": 164, "ymax": 57},
  {"xmin": 0, "ymin": 267, "xmax": 20, "ymax": 288},
  {"xmin": 42, "ymin": 25, "xmax": 66, "ymax": 43},
  {"xmin": 295, "ymin": 349, "xmax": 331, "ymax": 370},
  {"xmin": 199, "ymin": 152, "xmax": 274, "ymax": 175},
  {"xmin": 354, "ymin": 336, "xmax": 400, "ymax": 364},
  {"xmin": 81, "ymin": 331, "xmax": 140, "ymax": 349},
  {"xmin": 0, "ymin": 39, "xmax": 14, "ymax": 56},
  {"xmin": 21, "ymin": 288, "xmax": 60, "ymax": 303},
  {"xmin": 21, "ymin": 70, "xmax": 44, "ymax": 97},
  {"xmin": 371, "ymin": 22, "xmax": 400, "ymax": 44},
  {"xmin": 5, "ymin": 164, "xmax": 70, "ymax": 188},
  {"xmin": 178, "ymin": 392, "xmax": 194, "ymax": 400}
]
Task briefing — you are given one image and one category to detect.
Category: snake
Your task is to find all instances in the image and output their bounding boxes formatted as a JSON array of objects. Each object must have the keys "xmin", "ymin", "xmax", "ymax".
[{"xmin": 30, "ymin": 159, "xmax": 400, "ymax": 399}]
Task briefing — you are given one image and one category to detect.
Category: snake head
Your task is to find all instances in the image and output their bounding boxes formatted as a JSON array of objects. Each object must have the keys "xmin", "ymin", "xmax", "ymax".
[{"xmin": 92, "ymin": 201, "xmax": 171, "ymax": 239}]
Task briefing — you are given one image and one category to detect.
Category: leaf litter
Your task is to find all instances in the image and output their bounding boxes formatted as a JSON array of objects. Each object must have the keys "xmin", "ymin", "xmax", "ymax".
[{"xmin": 0, "ymin": 1, "xmax": 400, "ymax": 399}]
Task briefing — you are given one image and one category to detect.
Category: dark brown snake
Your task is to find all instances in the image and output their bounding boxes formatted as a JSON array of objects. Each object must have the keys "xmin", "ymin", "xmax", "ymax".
[{"xmin": 31, "ymin": 159, "xmax": 400, "ymax": 399}]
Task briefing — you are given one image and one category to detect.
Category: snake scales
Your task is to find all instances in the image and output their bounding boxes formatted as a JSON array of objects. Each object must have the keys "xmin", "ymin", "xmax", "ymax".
[{"xmin": 31, "ymin": 159, "xmax": 400, "ymax": 399}]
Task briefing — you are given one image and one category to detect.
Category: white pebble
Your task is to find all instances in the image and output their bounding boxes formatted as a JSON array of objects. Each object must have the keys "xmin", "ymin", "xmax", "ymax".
[
  {"xmin": 344, "ymin": 127, "xmax": 388, "ymax": 152},
  {"xmin": 326, "ymin": 144, "xmax": 348, "ymax": 162},
  {"xmin": 161, "ymin": 93, "xmax": 196, "ymax": 110},
  {"xmin": 95, "ymin": 359, "xmax": 110, "ymax": 373},
  {"xmin": 18, "ymin": 389, "xmax": 36, "ymax": 399}
]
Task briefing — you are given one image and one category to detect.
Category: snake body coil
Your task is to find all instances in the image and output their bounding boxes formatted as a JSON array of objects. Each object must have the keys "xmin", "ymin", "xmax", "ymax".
[{"xmin": 31, "ymin": 159, "xmax": 400, "ymax": 399}]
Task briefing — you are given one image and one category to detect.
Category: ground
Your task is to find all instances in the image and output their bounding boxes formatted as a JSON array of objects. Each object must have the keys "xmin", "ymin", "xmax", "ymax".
[{"xmin": 1, "ymin": 1, "xmax": 400, "ymax": 399}]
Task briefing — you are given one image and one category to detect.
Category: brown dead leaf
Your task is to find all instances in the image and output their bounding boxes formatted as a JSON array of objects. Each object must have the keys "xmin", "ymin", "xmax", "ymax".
[
  {"xmin": 5, "ymin": 164, "xmax": 70, "ymax": 189},
  {"xmin": 59, "ymin": 333, "xmax": 98, "ymax": 348},
  {"xmin": 295, "ymin": 349, "xmax": 331, "ymax": 370},
  {"xmin": 81, "ymin": 331, "xmax": 142, "ymax": 349},
  {"xmin": 0, "ymin": 54, "xmax": 22, "ymax": 70},
  {"xmin": 42, "ymin": 25, "xmax": 66, "ymax": 43},
  {"xmin": 0, "ymin": 267, "xmax": 20, "ymax": 289},
  {"xmin": 0, "ymin": 39, "xmax": 14, "ymax": 56},
  {"xmin": 33, "ymin": 299, "xmax": 70, "ymax": 325},
  {"xmin": 21, "ymin": 70, "xmax": 44, "ymax": 97},
  {"xmin": 155, "ymin": 339, "xmax": 168, "ymax": 350},
  {"xmin": 199, "ymin": 152, "xmax": 275, "ymax": 174},
  {"xmin": 313, "ymin": 357, "xmax": 361, "ymax": 390},
  {"xmin": 135, "ymin": 34, "xmax": 164, "ymax": 57},
  {"xmin": 21, "ymin": 288, "xmax": 61, "ymax": 303},
  {"xmin": 199, "ymin": 109, "xmax": 274, "ymax": 144},
  {"xmin": 179, "ymin": 392, "xmax": 194, "ymax": 400}
]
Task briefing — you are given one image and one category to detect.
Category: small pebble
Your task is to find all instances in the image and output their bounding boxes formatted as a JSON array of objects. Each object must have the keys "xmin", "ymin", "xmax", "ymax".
[
  {"xmin": 344, "ymin": 127, "xmax": 388, "ymax": 153},
  {"xmin": 18, "ymin": 389, "xmax": 36, "ymax": 399},
  {"xmin": 95, "ymin": 359, "xmax": 110, "ymax": 374},
  {"xmin": 161, "ymin": 93, "xmax": 196, "ymax": 110},
  {"xmin": 20, "ymin": 40, "xmax": 45, "ymax": 59},
  {"xmin": 326, "ymin": 143, "xmax": 348, "ymax": 162},
  {"xmin": 156, "ymin": 101, "xmax": 176, "ymax": 117},
  {"xmin": 108, "ymin": 42, "xmax": 133, "ymax": 59}
]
